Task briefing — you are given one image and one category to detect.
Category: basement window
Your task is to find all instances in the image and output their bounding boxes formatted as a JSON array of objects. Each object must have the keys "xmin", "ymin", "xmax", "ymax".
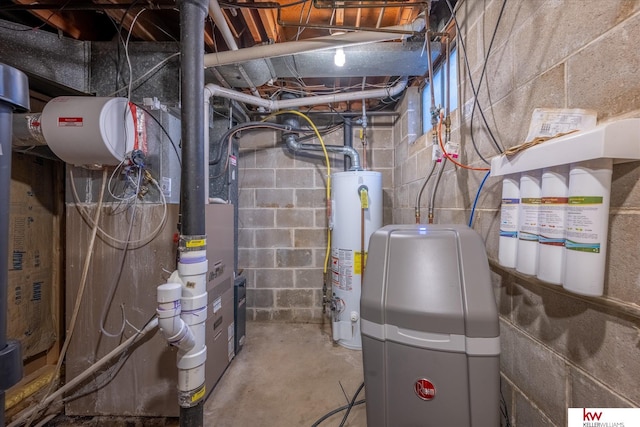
[{"xmin": 422, "ymin": 47, "xmax": 458, "ymax": 133}]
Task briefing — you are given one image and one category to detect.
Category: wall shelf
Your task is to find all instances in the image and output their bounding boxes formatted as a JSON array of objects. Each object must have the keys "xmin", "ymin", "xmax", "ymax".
[{"xmin": 490, "ymin": 118, "xmax": 640, "ymax": 177}]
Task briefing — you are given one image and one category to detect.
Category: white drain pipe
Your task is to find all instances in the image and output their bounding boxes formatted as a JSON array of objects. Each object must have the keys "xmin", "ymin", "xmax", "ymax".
[
  {"xmin": 157, "ymin": 250, "xmax": 209, "ymax": 408},
  {"xmin": 157, "ymin": 280, "xmax": 196, "ymax": 353},
  {"xmin": 204, "ymin": 76, "xmax": 408, "ymax": 112},
  {"xmin": 208, "ymin": 0, "xmax": 262, "ymax": 100}
]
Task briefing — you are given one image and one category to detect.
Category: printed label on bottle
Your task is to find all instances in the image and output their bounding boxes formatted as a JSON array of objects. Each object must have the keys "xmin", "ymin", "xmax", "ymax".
[
  {"xmin": 539, "ymin": 197, "xmax": 568, "ymax": 246},
  {"xmin": 565, "ymin": 196, "xmax": 603, "ymax": 253},
  {"xmin": 519, "ymin": 198, "xmax": 540, "ymax": 241},
  {"xmin": 500, "ymin": 198, "xmax": 519, "ymax": 238}
]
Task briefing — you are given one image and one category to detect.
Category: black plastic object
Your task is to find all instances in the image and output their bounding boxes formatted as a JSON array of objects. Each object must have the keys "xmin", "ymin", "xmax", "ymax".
[{"xmin": 234, "ymin": 276, "xmax": 246, "ymax": 355}]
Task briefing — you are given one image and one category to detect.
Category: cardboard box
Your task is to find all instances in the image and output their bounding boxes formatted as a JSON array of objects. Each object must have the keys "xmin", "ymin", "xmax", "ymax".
[{"xmin": 7, "ymin": 153, "xmax": 57, "ymax": 359}]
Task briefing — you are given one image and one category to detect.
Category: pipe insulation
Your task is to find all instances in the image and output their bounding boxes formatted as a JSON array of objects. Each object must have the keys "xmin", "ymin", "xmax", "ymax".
[
  {"xmin": 203, "ymin": 76, "xmax": 408, "ymax": 112},
  {"xmin": 203, "ymin": 15, "xmax": 426, "ymax": 67},
  {"xmin": 0, "ymin": 62, "xmax": 29, "ymax": 427}
]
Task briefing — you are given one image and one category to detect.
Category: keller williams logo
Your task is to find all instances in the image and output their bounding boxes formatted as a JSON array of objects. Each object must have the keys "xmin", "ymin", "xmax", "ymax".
[{"xmin": 583, "ymin": 408, "xmax": 603, "ymax": 421}]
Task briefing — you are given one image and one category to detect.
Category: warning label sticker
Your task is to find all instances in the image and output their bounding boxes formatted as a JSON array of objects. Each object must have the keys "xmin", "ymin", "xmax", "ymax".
[
  {"xmin": 331, "ymin": 248, "xmax": 353, "ymax": 291},
  {"xmin": 58, "ymin": 117, "xmax": 84, "ymax": 127}
]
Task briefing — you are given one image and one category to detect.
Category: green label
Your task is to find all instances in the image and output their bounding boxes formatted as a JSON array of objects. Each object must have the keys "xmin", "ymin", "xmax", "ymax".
[
  {"xmin": 521, "ymin": 197, "xmax": 541, "ymax": 204},
  {"xmin": 568, "ymin": 196, "xmax": 603, "ymax": 205}
]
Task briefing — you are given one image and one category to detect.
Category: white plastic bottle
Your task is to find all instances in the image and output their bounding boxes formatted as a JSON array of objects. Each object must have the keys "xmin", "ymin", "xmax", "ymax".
[
  {"xmin": 563, "ymin": 159, "xmax": 613, "ymax": 296},
  {"xmin": 516, "ymin": 171, "xmax": 541, "ymax": 275},
  {"xmin": 498, "ymin": 175, "xmax": 520, "ymax": 268},
  {"xmin": 537, "ymin": 165, "xmax": 569, "ymax": 284}
]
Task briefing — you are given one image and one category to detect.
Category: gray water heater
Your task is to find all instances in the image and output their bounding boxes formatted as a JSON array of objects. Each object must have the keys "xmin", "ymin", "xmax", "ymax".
[{"xmin": 361, "ymin": 224, "xmax": 500, "ymax": 427}]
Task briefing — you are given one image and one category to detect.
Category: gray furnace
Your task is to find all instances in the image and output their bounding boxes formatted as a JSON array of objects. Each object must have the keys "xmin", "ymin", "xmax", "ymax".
[{"xmin": 361, "ymin": 224, "xmax": 500, "ymax": 427}]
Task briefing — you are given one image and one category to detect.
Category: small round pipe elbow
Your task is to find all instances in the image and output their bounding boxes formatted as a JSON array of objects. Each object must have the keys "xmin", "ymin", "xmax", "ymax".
[{"xmin": 158, "ymin": 315, "xmax": 196, "ymax": 352}]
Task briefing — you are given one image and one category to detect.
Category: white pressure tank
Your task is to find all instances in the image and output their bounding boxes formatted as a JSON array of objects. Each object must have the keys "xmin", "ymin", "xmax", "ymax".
[
  {"xmin": 330, "ymin": 170, "xmax": 382, "ymax": 350},
  {"xmin": 40, "ymin": 96, "xmax": 135, "ymax": 166}
]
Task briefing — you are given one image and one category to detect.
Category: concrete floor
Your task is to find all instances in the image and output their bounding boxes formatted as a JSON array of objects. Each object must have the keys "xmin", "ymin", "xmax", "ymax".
[
  {"xmin": 205, "ymin": 321, "xmax": 367, "ymax": 427},
  {"xmin": 39, "ymin": 321, "xmax": 366, "ymax": 427}
]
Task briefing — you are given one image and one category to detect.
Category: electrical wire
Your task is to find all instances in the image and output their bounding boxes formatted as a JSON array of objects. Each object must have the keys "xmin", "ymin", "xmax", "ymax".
[
  {"xmin": 468, "ymin": 170, "xmax": 491, "ymax": 228},
  {"xmin": 63, "ymin": 314, "xmax": 158, "ymax": 403},
  {"xmin": 445, "ymin": 0, "xmax": 504, "ymax": 160},
  {"xmin": 9, "ymin": 317, "xmax": 159, "ymax": 427},
  {"xmin": 469, "ymin": 0, "xmax": 508, "ymax": 155},
  {"xmin": 114, "ymin": 0, "xmax": 142, "ymax": 93},
  {"xmin": 0, "ymin": 0, "xmax": 72, "ymax": 32},
  {"xmin": 311, "ymin": 381, "xmax": 365, "ymax": 427},
  {"xmin": 107, "ymin": 52, "xmax": 180, "ymax": 97},
  {"xmin": 311, "ymin": 400, "xmax": 366, "ymax": 427},
  {"xmin": 69, "ymin": 168, "xmax": 168, "ymax": 249},
  {"xmin": 500, "ymin": 377, "xmax": 513, "ymax": 427},
  {"xmin": 124, "ymin": 7, "xmax": 148, "ymax": 101},
  {"xmin": 99, "ymin": 170, "xmax": 142, "ymax": 338},
  {"xmin": 338, "ymin": 382, "xmax": 365, "ymax": 427}
]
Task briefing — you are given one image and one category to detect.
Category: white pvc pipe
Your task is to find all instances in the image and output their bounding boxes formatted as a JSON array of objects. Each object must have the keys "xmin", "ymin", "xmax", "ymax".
[
  {"xmin": 208, "ymin": 0, "xmax": 239, "ymax": 50},
  {"xmin": 157, "ymin": 282, "xmax": 196, "ymax": 352},
  {"xmin": 175, "ymin": 250, "xmax": 208, "ymax": 396},
  {"xmin": 203, "ymin": 76, "xmax": 408, "ymax": 112},
  {"xmin": 7, "ymin": 318, "xmax": 159, "ymax": 427},
  {"xmin": 203, "ymin": 16, "xmax": 426, "ymax": 67}
]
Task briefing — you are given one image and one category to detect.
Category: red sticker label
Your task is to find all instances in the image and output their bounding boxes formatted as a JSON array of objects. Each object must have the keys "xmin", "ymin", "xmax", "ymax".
[
  {"xmin": 58, "ymin": 117, "xmax": 83, "ymax": 127},
  {"xmin": 415, "ymin": 378, "xmax": 436, "ymax": 401}
]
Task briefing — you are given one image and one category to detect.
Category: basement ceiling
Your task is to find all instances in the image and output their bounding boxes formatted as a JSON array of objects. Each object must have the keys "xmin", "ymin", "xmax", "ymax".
[{"xmin": 0, "ymin": 0, "xmax": 455, "ymax": 113}]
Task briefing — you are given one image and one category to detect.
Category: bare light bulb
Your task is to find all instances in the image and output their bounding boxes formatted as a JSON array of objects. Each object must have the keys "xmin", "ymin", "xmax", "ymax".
[{"xmin": 334, "ymin": 47, "xmax": 346, "ymax": 67}]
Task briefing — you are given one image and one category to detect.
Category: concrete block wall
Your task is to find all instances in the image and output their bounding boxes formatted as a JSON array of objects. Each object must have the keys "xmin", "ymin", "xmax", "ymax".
[
  {"xmin": 392, "ymin": 1, "xmax": 640, "ymax": 425},
  {"xmin": 238, "ymin": 117, "xmax": 394, "ymax": 322}
]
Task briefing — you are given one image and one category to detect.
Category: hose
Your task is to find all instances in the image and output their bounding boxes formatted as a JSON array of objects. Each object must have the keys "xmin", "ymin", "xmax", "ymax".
[
  {"xmin": 428, "ymin": 160, "xmax": 447, "ymax": 224},
  {"xmin": 415, "ymin": 160, "xmax": 437, "ymax": 223}
]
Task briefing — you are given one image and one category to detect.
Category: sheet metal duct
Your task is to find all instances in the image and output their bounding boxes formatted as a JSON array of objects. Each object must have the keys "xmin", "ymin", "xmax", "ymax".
[{"xmin": 212, "ymin": 42, "xmax": 441, "ymax": 88}]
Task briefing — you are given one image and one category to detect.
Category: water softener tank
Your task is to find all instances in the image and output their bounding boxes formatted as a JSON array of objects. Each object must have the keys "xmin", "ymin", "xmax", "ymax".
[
  {"xmin": 330, "ymin": 170, "xmax": 382, "ymax": 350},
  {"xmin": 361, "ymin": 224, "xmax": 500, "ymax": 427}
]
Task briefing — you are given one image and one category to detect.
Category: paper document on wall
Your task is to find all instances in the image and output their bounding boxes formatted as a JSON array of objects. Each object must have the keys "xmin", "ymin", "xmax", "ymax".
[{"xmin": 525, "ymin": 108, "xmax": 597, "ymax": 142}]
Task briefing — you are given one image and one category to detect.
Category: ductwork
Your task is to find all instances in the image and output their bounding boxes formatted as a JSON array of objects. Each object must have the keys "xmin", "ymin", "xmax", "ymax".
[
  {"xmin": 212, "ymin": 41, "xmax": 441, "ymax": 88},
  {"xmin": 204, "ymin": 14, "xmax": 427, "ymax": 68},
  {"xmin": 208, "ymin": 0, "xmax": 263, "ymax": 99}
]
